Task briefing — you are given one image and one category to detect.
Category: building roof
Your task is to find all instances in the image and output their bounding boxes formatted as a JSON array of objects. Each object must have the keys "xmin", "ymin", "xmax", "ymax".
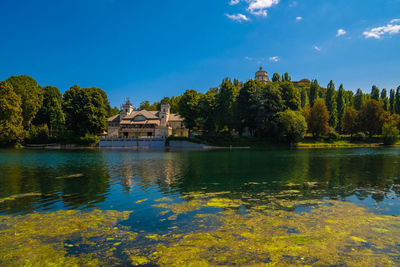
[
  {"xmin": 256, "ymin": 66, "xmax": 268, "ymax": 74},
  {"xmin": 107, "ymin": 110, "xmax": 184, "ymax": 123}
]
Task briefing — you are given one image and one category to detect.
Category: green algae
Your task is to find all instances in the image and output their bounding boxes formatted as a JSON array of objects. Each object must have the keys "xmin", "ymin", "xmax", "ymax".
[
  {"xmin": 55, "ymin": 173, "xmax": 85, "ymax": 179},
  {"xmin": 135, "ymin": 198, "xmax": 148, "ymax": 204},
  {"xmin": 0, "ymin": 209, "xmax": 133, "ymax": 266},
  {"xmin": 0, "ymin": 193, "xmax": 42, "ymax": 203}
]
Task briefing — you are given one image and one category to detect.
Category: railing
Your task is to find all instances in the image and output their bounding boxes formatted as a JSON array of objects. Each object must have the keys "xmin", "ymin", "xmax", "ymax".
[{"xmin": 100, "ymin": 136, "xmax": 165, "ymax": 141}]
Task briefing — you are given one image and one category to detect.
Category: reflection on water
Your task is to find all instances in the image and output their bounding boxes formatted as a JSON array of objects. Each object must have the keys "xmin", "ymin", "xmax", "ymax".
[{"xmin": 1, "ymin": 148, "xmax": 400, "ymax": 265}]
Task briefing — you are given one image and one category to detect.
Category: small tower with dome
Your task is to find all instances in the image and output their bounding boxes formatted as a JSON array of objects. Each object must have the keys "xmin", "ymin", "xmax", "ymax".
[{"xmin": 255, "ymin": 67, "xmax": 269, "ymax": 83}]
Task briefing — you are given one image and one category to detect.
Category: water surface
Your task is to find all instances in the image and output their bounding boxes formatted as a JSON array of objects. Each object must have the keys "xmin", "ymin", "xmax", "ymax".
[{"xmin": 1, "ymin": 148, "xmax": 400, "ymax": 265}]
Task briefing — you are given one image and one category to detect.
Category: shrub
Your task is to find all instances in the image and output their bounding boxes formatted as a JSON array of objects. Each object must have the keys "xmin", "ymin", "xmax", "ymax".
[
  {"xmin": 79, "ymin": 134, "xmax": 99, "ymax": 147},
  {"xmin": 327, "ymin": 128, "xmax": 340, "ymax": 141},
  {"xmin": 354, "ymin": 132, "xmax": 366, "ymax": 142},
  {"xmin": 25, "ymin": 124, "xmax": 50, "ymax": 144},
  {"xmin": 382, "ymin": 123, "xmax": 399, "ymax": 145},
  {"xmin": 277, "ymin": 110, "xmax": 308, "ymax": 144}
]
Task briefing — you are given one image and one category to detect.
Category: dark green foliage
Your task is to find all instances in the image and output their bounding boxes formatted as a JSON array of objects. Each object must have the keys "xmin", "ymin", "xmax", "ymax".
[
  {"xmin": 381, "ymin": 89, "xmax": 389, "ymax": 111},
  {"xmin": 336, "ymin": 84, "xmax": 345, "ymax": 131},
  {"xmin": 395, "ymin": 87, "xmax": 400, "ymax": 114},
  {"xmin": 382, "ymin": 123, "xmax": 399, "ymax": 145},
  {"xmin": 178, "ymin": 89, "xmax": 201, "ymax": 131},
  {"xmin": 327, "ymin": 128, "xmax": 340, "ymax": 141},
  {"xmin": 277, "ymin": 110, "xmax": 307, "ymax": 143},
  {"xmin": 198, "ymin": 90, "xmax": 217, "ymax": 133},
  {"xmin": 33, "ymin": 86, "xmax": 65, "ymax": 137},
  {"xmin": 255, "ymin": 83, "xmax": 285, "ymax": 136},
  {"xmin": 280, "ymin": 81, "xmax": 301, "ymax": 111},
  {"xmin": 282, "ymin": 72, "xmax": 291, "ymax": 82},
  {"xmin": 354, "ymin": 132, "xmax": 366, "ymax": 142},
  {"xmin": 300, "ymin": 87, "xmax": 310, "ymax": 108},
  {"xmin": 342, "ymin": 107, "xmax": 358, "ymax": 137},
  {"xmin": 371, "ymin": 85, "xmax": 380, "ymax": 101},
  {"xmin": 390, "ymin": 89, "xmax": 395, "ymax": 114},
  {"xmin": 26, "ymin": 124, "xmax": 50, "ymax": 144},
  {"xmin": 272, "ymin": 73, "xmax": 281, "ymax": 83},
  {"xmin": 325, "ymin": 81, "xmax": 338, "ymax": 128},
  {"xmin": 6, "ymin": 75, "xmax": 43, "ymax": 128},
  {"xmin": 0, "ymin": 81, "xmax": 24, "ymax": 145},
  {"xmin": 79, "ymin": 133, "xmax": 100, "ymax": 146},
  {"xmin": 309, "ymin": 80, "xmax": 320, "ymax": 107},
  {"xmin": 354, "ymin": 89, "xmax": 363, "ymax": 110},
  {"xmin": 63, "ymin": 86, "xmax": 109, "ymax": 136},
  {"xmin": 215, "ymin": 78, "xmax": 240, "ymax": 132}
]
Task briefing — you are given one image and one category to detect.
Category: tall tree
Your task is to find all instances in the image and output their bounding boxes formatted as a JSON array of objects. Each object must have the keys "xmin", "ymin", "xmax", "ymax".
[
  {"xmin": 309, "ymin": 100, "xmax": 330, "ymax": 138},
  {"xmin": 371, "ymin": 85, "xmax": 380, "ymax": 101},
  {"xmin": 358, "ymin": 100, "xmax": 385, "ymax": 137},
  {"xmin": 390, "ymin": 89, "xmax": 395, "ymax": 114},
  {"xmin": 0, "ymin": 81, "xmax": 24, "ymax": 145},
  {"xmin": 198, "ymin": 90, "xmax": 217, "ymax": 133},
  {"xmin": 277, "ymin": 110, "xmax": 307, "ymax": 144},
  {"xmin": 381, "ymin": 88, "xmax": 389, "ymax": 111},
  {"xmin": 309, "ymin": 79, "xmax": 320, "ymax": 107},
  {"xmin": 341, "ymin": 107, "xmax": 358, "ymax": 137},
  {"xmin": 354, "ymin": 89, "xmax": 363, "ymax": 110},
  {"xmin": 396, "ymin": 86, "xmax": 400, "ymax": 114},
  {"xmin": 33, "ymin": 86, "xmax": 65, "ymax": 137},
  {"xmin": 6, "ymin": 75, "xmax": 43, "ymax": 128},
  {"xmin": 300, "ymin": 87, "xmax": 310, "ymax": 108},
  {"xmin": 325, "ymin": 80, "xmax": 338, "ymax": 128},
  {"xmin": 282, "ymin": 72, "xmax": 291, "ymax": 82},
  {"xmin": 178, "ymin": 89, "xmax": 201, "ymax": 132},
  {"xmin": 215, "ymin": 78, "xmax": 240, "ymax": 132},
  {"xmin": 280, "ymin": 81, "xmax": 301, "ymax": 111},
  {"xmin": 63, "ymin": 86, "xmax": 109, "ymax": 136},
  {"xmin": 336, "ymin": 84, "xmax": 346, "ymax": 131},
  {"xmin": 272, "ymin": 73, "xmax": 281, "ymax": 83},
  {"xmin": 237, "ymin": 79, "xmax": 264, "ymax": 135},
  {"xmin": 255, "ymin": 83, "xmax": 285, "ymax": 136}
]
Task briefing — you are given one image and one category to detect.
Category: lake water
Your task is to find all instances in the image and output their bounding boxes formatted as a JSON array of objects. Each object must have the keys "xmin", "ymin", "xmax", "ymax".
[{"xmin": 1, "ymin": 148, "xmax": 400, "ymax": 266}]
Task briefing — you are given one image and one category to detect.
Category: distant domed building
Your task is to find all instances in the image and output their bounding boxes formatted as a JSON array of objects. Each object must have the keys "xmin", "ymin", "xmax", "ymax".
[{"xmin": 255, "ymin": 67, "xmax": 269, "ymax": 83}]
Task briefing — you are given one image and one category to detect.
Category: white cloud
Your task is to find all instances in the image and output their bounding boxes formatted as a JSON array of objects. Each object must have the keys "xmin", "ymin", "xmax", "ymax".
[
  {"xmin": 296, "ymin": 16, "xmax": 302, "ymax": 21},
  {"xmin": 269, "ymin": 56, "xmax": 280, "ymax": 62},
  {"xmin": 230, "ymin": 0, "xmax": 240, "ymax": 5},
  {"xmin": 225, "ymin": 13, "xmax": 250, "ymax": 22},
  {"xmin": 336, "ymin": 29, "xmax": 347, "ymax": 37},
  {"xmin": 247, "ymin": 0, "xmax": 280, "ymax": 17},
  {"xmin": 289, "ymin": 1, "xmax": 297, "ymax": 8},
  {"xmin": 244, "ymin": 56, "xmax": 253, "ymax": 61},
  {"xmin": 363, "ymin": 19, "xmax": 400, "ymax": 39},
  {"xmin": 313, "ymin": 46, "xmax": 321, "ymax": 51}
]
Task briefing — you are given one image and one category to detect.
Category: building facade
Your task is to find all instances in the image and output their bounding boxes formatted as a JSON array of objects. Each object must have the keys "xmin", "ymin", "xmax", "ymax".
[{"xmin": 106, "ymin": 100, "xmax": 188, "ymax": 138}]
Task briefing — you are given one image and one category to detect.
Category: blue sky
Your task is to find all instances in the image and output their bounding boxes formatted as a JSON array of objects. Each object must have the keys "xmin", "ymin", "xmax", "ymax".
[{"xmin": 0, "ymin": 0, "xmax": 399, "ymax": 108}]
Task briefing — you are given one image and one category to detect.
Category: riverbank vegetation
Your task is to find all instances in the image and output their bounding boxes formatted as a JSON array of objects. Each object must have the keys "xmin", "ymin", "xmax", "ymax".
[{"xmin": 1, "ymin": 73, "xmax": 400, "ymax": 147}]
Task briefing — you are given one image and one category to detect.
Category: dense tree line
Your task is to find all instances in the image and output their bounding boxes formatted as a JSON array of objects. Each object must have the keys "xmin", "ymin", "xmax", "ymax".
[
  {"xmin": 0, "ymin": 75, "xmax": 118, "ymax": 146},
  {"xmin": 153, "ymin": 73, "xmax": 400, "ymax": 144}
]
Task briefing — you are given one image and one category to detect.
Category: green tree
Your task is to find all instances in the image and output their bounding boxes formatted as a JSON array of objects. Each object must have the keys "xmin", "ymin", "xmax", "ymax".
[
  {"xmin": 33, "ymin": 86, "xmax": 65, "ymax": 137},
  {"xmin": 215, "ymin": 78, "xmax": 240, "ymax": 132},
  {"xmin": 341, "ymin": 107, "xmax": 358, "ymax": 137},
  {"xmin": 237, "ymin": 79, "xmax": 264, "ymax": 136},
  {"xmin": 0, "ymin": 81, "xmax": 24, "ymax": 145},
  {"xmin": 395, "ymin": 86, "xmax": 400, "ymax": 114},
  {"xmin": 358, "ymin": 100, "xmax": 385, "ymax": 137},
  {"xmin": 309, "ymin": 100, "xmax": 330, "ymax": 138},
  {"xmin": 354, "ymin": 89, "xmax": 363, "ymax": 110},
  {"xmin": 371, "ymin": 85, "xmax": 380, "ymax": 101},
  {"xmin": 325, "ymin": 80, "xmax": 338, "ymax": 128},
  {"xmin": 280, "ymin": 81, "xmax": 301, "ymax": 110},
  {"xmin": 300, "ymin": 87, "xmax": 310, "ymax": 108},
  {"xmin": 272, "ymin": 73, "xmax": 281, "ymax": 83},
  {"xmin": 282, "ymin": 72, "xmax": 291, "ymax": 82},
  {"xmin": 63, "ymin": 86, "xmax": 109, "ymax": 136},
  {"xmin": 390, "ymin": 89, "xmax": 395, "ymax": 114},
  {"xmin": 381, "ymin": 88, "xmax": 389, "ymax": 111},
  {"xmin": 198, "ymin": 90, "xmax": 217, "ymax": 133},
  {"xmin": 255, "ymin": 83, "xmax": 285, "ymax": 137},
  {"xmin": 336, "ymin": 84, "xmax": 346, "ymax": 131},
  {"xmin": 277, "ymin": 110, "xmax": 307, "ymax": 144},
  {"xmin": 309, "ymin": 79, "xmax": 320, "ymax": 107},
  {"xmin": 178, "ymin": 89, "xmax": 201, "ymax": 132},
  {"xmin": 6, "ymin": 75, "xmax": 43, "ymax": 128},
  {"xmin": 382, "ymin": 123, "xmax": 399, "ymax": 145}
]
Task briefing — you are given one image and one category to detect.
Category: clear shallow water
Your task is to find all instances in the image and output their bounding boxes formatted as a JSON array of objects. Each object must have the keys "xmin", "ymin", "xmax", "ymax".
[{"xmin": 1, "ymin": 148, "xmax": 400, "ymax": 265}]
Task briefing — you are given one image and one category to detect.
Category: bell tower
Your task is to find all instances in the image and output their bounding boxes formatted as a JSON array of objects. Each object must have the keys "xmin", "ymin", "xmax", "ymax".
[
  {"xmin": 120, "ymin": 98, "xmax": 133, "ymax": 118},
  {"xmin": 255, "ymin": 66, "xmax": 269, "ymax": 83},
  {"xmin": 159, "ymin": 104, "xmax": 170, "ymax": 127}
]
